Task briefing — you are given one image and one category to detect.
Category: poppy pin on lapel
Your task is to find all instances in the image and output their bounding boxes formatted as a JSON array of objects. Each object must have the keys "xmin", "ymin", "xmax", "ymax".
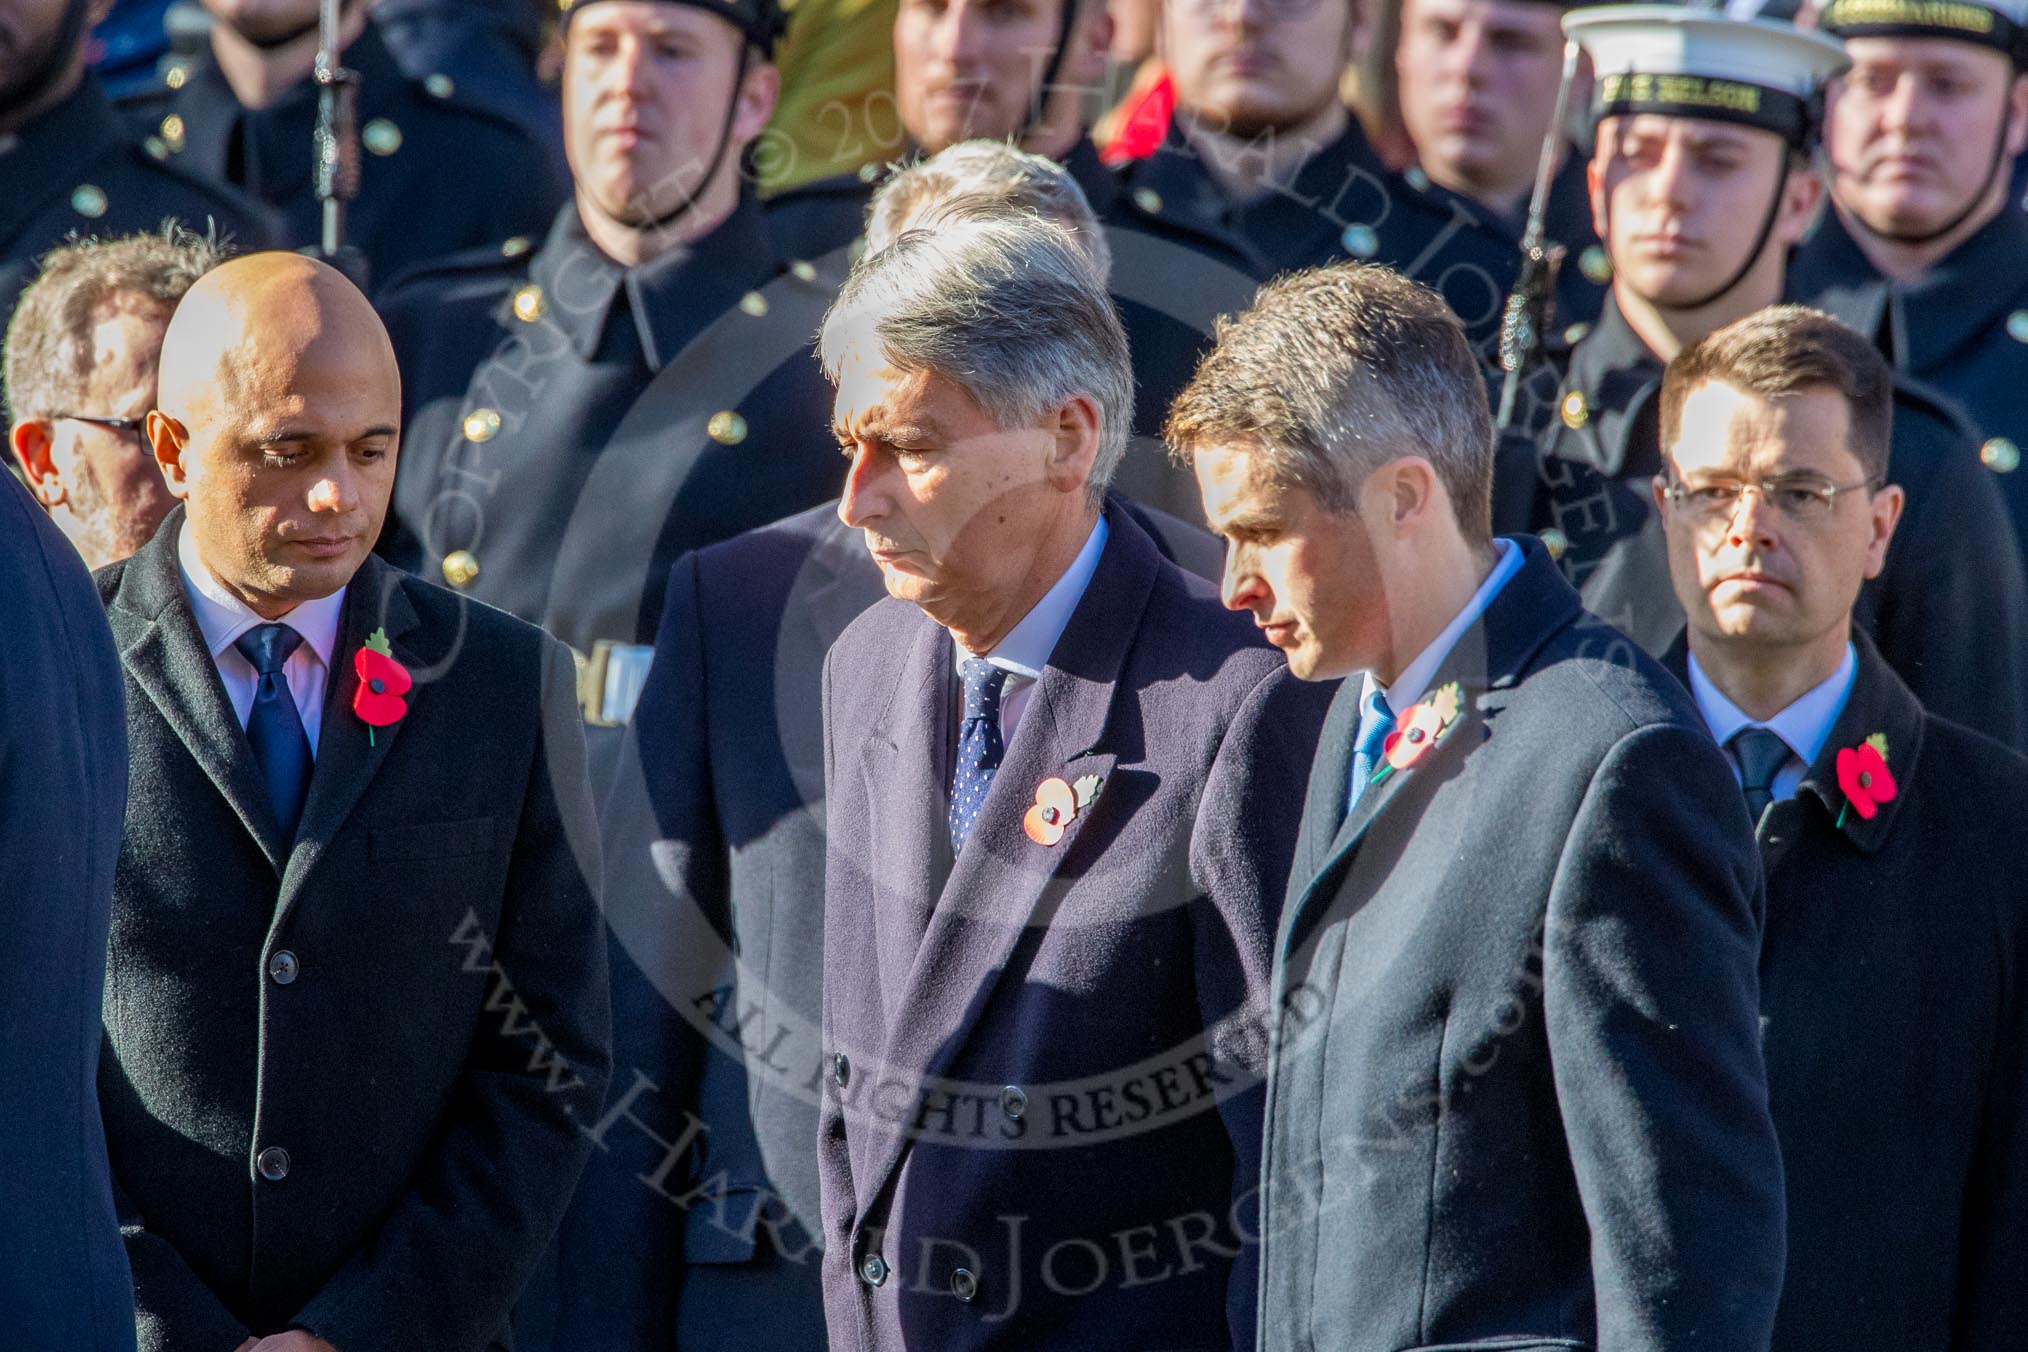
[
  {"xmin": 352, "ymin": 627, "xmax": 412, "ymax": 746},
  {"xmin": 1834, "ymin": 732, "xmax": 1897, "ymax": 829},
  {"xmin": 1025, "ymin": 773, "xmax": 1103, "ymax": 846},
  {"xmin": 1370, "ymin": 681, "xmax": 1463, "ymax": 787}
]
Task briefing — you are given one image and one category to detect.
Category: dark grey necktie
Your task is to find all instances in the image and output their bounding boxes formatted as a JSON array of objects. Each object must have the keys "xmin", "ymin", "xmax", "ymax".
[{"xmin": 1729, "ymin": 726, "xmax": 1791, "ymax": 826}]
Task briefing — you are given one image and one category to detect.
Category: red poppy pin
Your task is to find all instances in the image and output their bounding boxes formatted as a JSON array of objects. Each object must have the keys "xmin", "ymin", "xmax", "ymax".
[
  {"xmin": 1834, "ymin": 732, "xmax": 1896, "ymax": 828},
  {"xmin": 352, "ymin": 627, "xmax": 411, "ymax": 745},
  {"xmin": 1023, "ymin": 773, "xmax": 1104, "ymax": 846},
  {"xmin": 1367, "ymin": 681, "xmax": 1464, "ymax": 791}
]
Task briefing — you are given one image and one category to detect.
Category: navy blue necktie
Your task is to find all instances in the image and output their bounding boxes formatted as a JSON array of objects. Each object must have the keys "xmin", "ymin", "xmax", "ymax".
[
  {"xmin": 1729, "ymin": 726, "xmax": 1791, "ymax": 826},
  {"xmin": 949, "ymin": 658, "xmax": 1009, "ymax": 854},
  {"xmin": 235, "ymin": 623, "xmax": 313, "ymax": 839},
  {"xmin": 1346, "ymin": 688, "xmax": 1397, "ymax": 815}
]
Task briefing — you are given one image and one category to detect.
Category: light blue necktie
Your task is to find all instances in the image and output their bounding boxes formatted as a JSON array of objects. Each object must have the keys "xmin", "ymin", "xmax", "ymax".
[
  {"xmin": 234, "ymin": 623, "xmax": 313, "ymax": 839},
  {"xmin": 1346, "ymin": 687, "xmax": 1397, "ymax": 815},
  {"xmin": 949, "ymin": 658, "xmax": 1009, "ymax": 854}
]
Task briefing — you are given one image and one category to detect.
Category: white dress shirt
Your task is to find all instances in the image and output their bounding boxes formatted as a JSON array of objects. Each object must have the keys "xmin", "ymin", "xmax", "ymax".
[
  {"xmin": 177, "ymin": 521, "xmax": 347, "ymax": 758},
  {"xmin": 1348, "ymin": 538, "xmax": 1524, "ymax": 808},
  {"xmin": 1688, "ymin": 642, "xmax": 1857, "ymax": 804},
  {"xmin": 950, "ymin": 514, "xmax": 1109, "ymax": 747}
]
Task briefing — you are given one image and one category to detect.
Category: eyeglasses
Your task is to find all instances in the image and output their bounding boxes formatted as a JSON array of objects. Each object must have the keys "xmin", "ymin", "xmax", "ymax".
[
  {"xmin": 55, "ymin": 414, "xmax": 149, "ymax": 444},
  {"xmin": 1662, "ymin": 473, "xmax": 1882, "ymax": 524}
]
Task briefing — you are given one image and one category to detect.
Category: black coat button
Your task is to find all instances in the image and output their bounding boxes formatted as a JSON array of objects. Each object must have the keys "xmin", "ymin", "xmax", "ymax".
[
  {"xmin": 859, "ymin": 1253, "xmax": 888, "ymax": 1287},
  {"xmin": 950, "ymin": 1267, "xmax": 979, "ymax": 1303},
  {"xmin": 1000, "ymin": 1085, "xmax": 1026, "ymax": 1120},
  {"xmin": 256, "ymin": 1146, "xmax": 290, "ymax": 1181},
  {"xmin": 268, "ymin": 950, "xmax": 299, "ymax": 985},
  {"xmin": 832, "ymin": 1052, "xmax": 850, "ymax": 1088}
]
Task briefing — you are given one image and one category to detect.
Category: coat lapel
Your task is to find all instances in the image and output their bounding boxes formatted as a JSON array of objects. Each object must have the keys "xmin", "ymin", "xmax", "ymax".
[
  {"xmin": 277, "ymin": 555, "xmax": 423, "ymax": 909},
  {"xmin": 1790, "ymin": 633, "xmax": 1922, "ymax": 856},
  {"xmin": 108, "ymin": 510, "xmax": 292, "ymax": 872},
  {"xmin": 856, "ymin": 507, "xmax": 1157, "ymax": 1205}
]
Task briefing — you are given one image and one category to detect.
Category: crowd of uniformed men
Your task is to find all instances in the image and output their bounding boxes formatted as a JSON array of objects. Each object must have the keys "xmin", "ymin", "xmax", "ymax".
[{"xmin": 4, "ymin": 0, "xmax": 2028, "ymax": 1347}]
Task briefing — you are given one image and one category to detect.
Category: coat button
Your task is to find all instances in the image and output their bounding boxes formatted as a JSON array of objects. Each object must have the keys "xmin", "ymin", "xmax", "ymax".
[
  {"xmin": 256, "ymin": 1146, "xmax": 290, "ymax": 1181},
  {"xmin": 267, "ymin": 950, "xmax": 299, "ymax": 985},
  {"xmin": 1000, "ymin": 1085, "xmax": 1026, "ymax": 1120},
  {"xmin": 950, "ymin": 1267, "xmax": 979, "ymax": 1302},
  {"xmin": 859, "ymin": 1253, "xmax": 888, "ymax": 1287},
  {"xmin": 441, "ymin": 550, "xmax": 480, "ymax": 588},
  {"xmin": 832, "ymin": 1052, "xmax": 850, "ymax": 1088}
]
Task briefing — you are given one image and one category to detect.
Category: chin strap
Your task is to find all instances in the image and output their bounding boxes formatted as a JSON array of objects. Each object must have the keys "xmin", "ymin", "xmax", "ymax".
[
  {"xmin": 1849, "ymin": 89, "xmax": 2015, "ymax": 246},
  {"xmin": 1021, "ymin": 0, "xmax": 1083, "ymax": 146},
  {"xmin": 623, "ymin": 43, "xmax": 755, "ymax": 237}
]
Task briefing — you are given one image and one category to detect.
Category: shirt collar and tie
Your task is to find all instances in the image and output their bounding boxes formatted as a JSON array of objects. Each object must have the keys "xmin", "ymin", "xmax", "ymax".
[
  {"xmin": 1688, "ymin": 642, "xmax": 1858, "ymax": 825},
  {"xmin": 1347, "ymin": 539, "xmax": 1524, "ymax": 812},
  {"xmin": 944, "ymin": 514, "xmax": 1110, "ymax": 852}
]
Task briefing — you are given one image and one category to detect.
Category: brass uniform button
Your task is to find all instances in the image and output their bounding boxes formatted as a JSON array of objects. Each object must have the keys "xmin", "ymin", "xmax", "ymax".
[
  {"xmin": 857, "ymin": 162, "xmax": 882, "ymax": 183},
  {"xmin": 70, "ymin": 184, "xmax": 108, "ymax": 219},
  {"xmin": 1562, "ymin": 321, "xmax": 1591, "ymax": 345},
  {"xmin": 790, "ymin": 259, "xmax": 818, "ymax": 282},
  {"xmin": 144, "ymin": 137, "xmax": 168, "ymax": 159},
  {"xmin": 463, "ymin": 408, "xmax": 502, "ymax": 442},
  {"xmin": 441, "ymin": 550, "xmax": 480, "ymax": 587},
  {"xmin": 1132, "ymin": 186, "xmax": 1163, "ymax": 215},
  {"xmin": 1340, "ymin": 224, "xmax": 1378, "ymax": 259},
  {"xmin": 707, "ymin": 411, "xmax": 748, "ymax": 445},
  {"xmin": 1560, "ymin": 390, "xmax": 1589, "ymax": 430},
  {"xmin": 512, "ymin": 285, "xmax": 545, "ymax": 323},
  {"xmin": 1404, "ymin": 165, "xmax": 1430, "ymax": 192},
  {"xmin": 1579, "ymin": 244, "xmax": 1613, "ymax": 285},
  {"xmin": 1982, "ymin": 437, "xmax": 2020, "ymax": 473},
  {"xmin": 160, "ymin": 113, "xmax": 186, "ymax": 151},
  {"xmin": 501, "ymin": 235, "xmax": 533, "ymax": 258},
  {"xmin": 363, "ymin": 118, "xmax": 403, "ymax": 156},
  {"xmin": 165, "ymin": 64, "xmax": 188, "ymax": 90},
  {"xmin": 1539, "ymin": 527, "xmax": 1570, "ymax": 561},
  {"xmin": 739, "ymin": 290, "xmax": 769, "ymax": 317},
  {"xmin": 2008, "ymin": 310, "xmax": 2028, "ymax": 345},
  {"xmin": 424, "ymin": 73, "xmax": 456, "ymax": 99}
]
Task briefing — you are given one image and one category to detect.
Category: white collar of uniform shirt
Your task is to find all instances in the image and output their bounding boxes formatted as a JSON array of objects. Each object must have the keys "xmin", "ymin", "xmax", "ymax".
[
  {"xmin": 948, "ymin": 512, "xmax": 1109, "ymax": 747},
  {"xmin": 177, "ymin": 518, "xmax": 348, "ymax": 758},
  {"xmin": 1688, "ymin": 640, "xmax": 1857, "ymax": 804}
]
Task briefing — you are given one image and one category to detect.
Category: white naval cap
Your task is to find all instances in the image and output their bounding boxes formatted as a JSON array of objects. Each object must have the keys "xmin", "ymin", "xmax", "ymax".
[
  {"xmin": 1565, "ymin": 6, "xmax": 1852, "ymax": 144},
  {"xmin": 1819, "ymin": 0, "xmax": 2028, "ymax": 59}
]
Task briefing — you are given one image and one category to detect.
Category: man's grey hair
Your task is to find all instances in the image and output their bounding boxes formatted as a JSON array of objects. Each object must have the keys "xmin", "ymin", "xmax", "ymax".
[
  {"xmin": 819, "ymin": 214, "xmax": 1133, "ymax": 506},
  {"xmin": 5, "ymin": 225, "xmax": 231, "ymax": 423},
  {"xmin": 1166, "ymin": 262, "xmax": 1495, "ymax": 544},
  {"xmin": 863, "ymin": 140, "xmax": 1113, "ymax": 280}
]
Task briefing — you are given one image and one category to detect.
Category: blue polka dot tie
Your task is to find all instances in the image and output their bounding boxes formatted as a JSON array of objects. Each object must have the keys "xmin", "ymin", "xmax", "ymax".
[
  {"xmin": 949, "ymin": 657, "xmax": 1009, "ymax": 854},
  {"xmin": 234, "ymin": 622, "xmax": 313, "ymax": 840},
  {"xmin": 1346, "ymin": 687, "xmax": 1397, "ymax": 815}
]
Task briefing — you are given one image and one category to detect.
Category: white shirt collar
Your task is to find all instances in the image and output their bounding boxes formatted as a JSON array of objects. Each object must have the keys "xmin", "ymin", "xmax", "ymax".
[
  {"xmin": 177, "ymin": 518, "xmax": 347, "ymax": 669},
  {"xmin": 952, "ymin": 514, "xmax": 1109, "ymax": 678},
  {"xmin": 1358, "ymin": 538, "xmax": 1524, "ymax": 718},
  {"xmin": 1688, "ymin": 642, "xmax": 1857, "ymax": 768}
]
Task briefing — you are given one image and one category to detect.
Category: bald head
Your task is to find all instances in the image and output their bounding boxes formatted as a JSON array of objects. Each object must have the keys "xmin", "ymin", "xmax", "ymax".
[{"xmin": 149, "ymin": 251, "xmax": 402, "ymax": 619}]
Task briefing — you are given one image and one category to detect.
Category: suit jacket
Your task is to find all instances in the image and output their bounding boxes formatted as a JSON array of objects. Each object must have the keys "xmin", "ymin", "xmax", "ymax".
[
  {"xmin": 553, "ymin": 496, "xmax": 1226, "ymax": 1350},
  {"xmin": 0, "ymin": 474, "xmax": 136, "ymax": 1352},
  {"xmin": 96, "ymin": 509, "xmax": 611, "ymax": 1352},
  {"xmin": 1661, "ymin": 633, "xmax": 2028, "ymax": 1352},
  {"xmin": 1261, "ymin": 537, "xmax": 1785, "ymax": 1352},
  {"xmin": 818, "ymin": 503, "xmax": 1330, "ymax": 1351}
]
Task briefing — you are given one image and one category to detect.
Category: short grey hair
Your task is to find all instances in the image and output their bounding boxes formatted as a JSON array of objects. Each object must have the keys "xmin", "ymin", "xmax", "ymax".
[
  {"xmin": 1166, "ymin": 263, "xmax": 1495, "ymax": 543},
  {"xmin": 863, "ymin": 140, "xmax": 1113, "ymax": 280},
  {"xmin": 819, "ymin": 214, "xmax": 1133, "ymax": 505},
  {"xmin": 5, "ymin": 225, "xmax": 231, "ymax": 423}
]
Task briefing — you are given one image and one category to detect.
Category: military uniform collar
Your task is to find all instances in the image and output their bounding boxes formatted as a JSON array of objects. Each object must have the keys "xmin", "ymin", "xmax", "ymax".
[
  {"xmin": 530, "ymin": 189, "xmax": 785, "ymax": 369},
  {"xmin": 1557, "ymin": 296, "xmax": 1665, "ymax": 478},
  {"xmin": 0, "ymin": 76, "xmax": 124, "ymax": 245},
  {"xmin": 1798, "ymin": 204, "xmax": 2028, "ymax": 373},
  {"xmin": 1060, "ymin": 135, "xmax": 1120, "ymax": 216}
]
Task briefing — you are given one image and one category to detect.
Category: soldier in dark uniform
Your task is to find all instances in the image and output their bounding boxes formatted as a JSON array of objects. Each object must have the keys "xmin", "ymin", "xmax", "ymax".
[
  {"xmin": 375, "ymin": 0, "xmax": 838, "ymax": 686},
  {"xmin": 0, "ymin": 0, "xmax": 276, "ymax": 323},
  {"xmin": 764, "ymin": 0, "xmax": 1264, "ymax": 519},
  {"xmin": 117, "ymin": 0, "xmax": 565, "ymax": 293},
  {"xmin": 1653, "ymin": 310, "xmax": 2028, "ymax": 1352},
  {"xmin": 1505, "ymin": 5, "xmax": 2028, "ymax": 749},
  {"xmin": 1391, "ymin": 0, "xmax": 1609, "ymax": 327},
  {"xmin": 1791, "ymin": 0, "xmax": 2028, "ymax": 556},
  {"xmin": 1118, "ymin": 0, "xmax": 1587, "ymax": 365},
  {"xmin": 374, "ymin": 0, "xmax": 567, "ymax": 188}
]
